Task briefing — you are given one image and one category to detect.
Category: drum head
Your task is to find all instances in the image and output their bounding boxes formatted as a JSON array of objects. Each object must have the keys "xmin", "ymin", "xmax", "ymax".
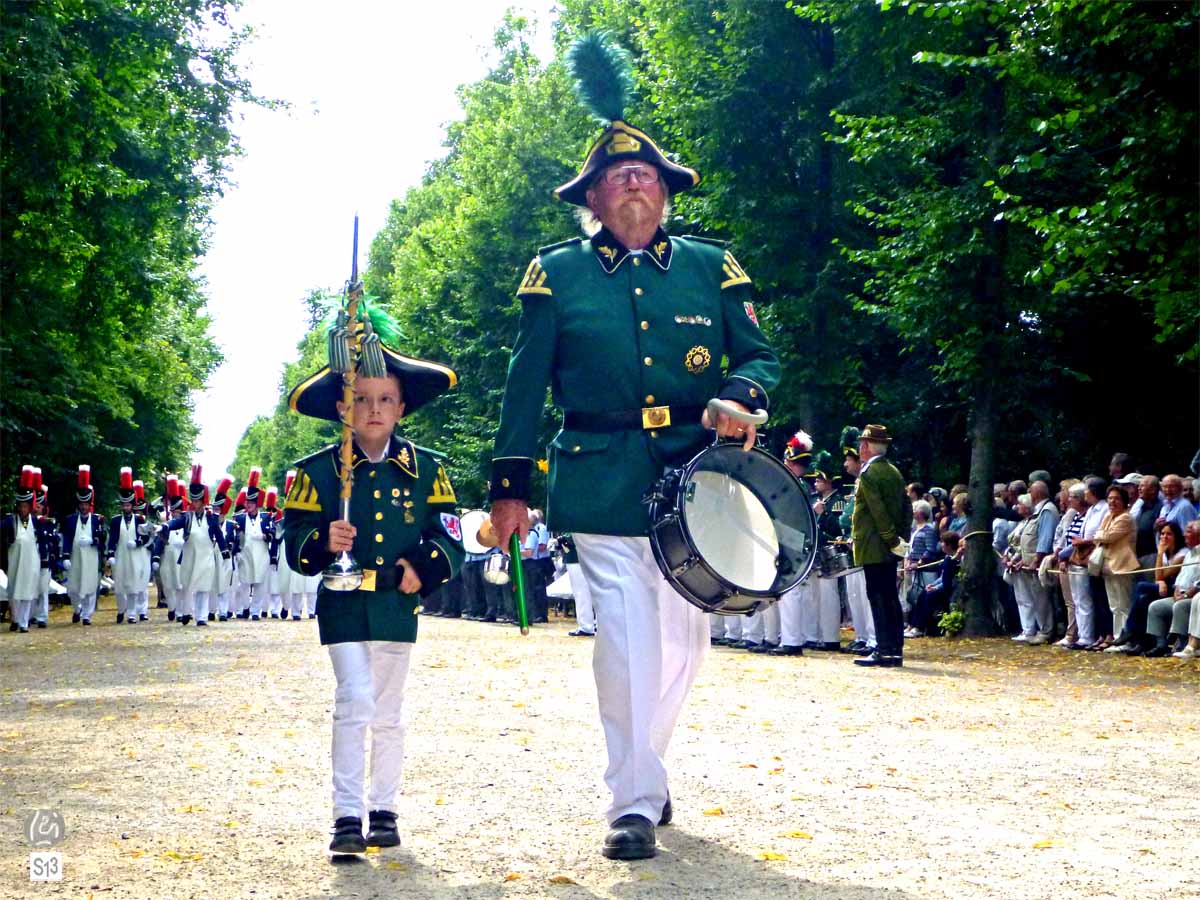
[
  {"xmin": 678, "ymin": 444, "xmax": 816, "ymax": 597},
  {"xmin": 460, "ymin": 510, "xmax": 489, "ymax": 555}
]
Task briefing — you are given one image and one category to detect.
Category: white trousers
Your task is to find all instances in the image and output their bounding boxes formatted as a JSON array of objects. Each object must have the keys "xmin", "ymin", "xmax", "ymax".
[
  {"xmin": 71, "ymin": 591, "xmax": 97, "ymax": 622},
  {"xmin": 36, "ymin": 569, "xmax": 50, "ymax": 623},
  {"xmin": 801, "ymin": 576, "xmax": 842, "ymax": 643},
  {"xmin": 11, "ymin": 597, "xmax": 32, "ymax": 629},
  {"xmin": 180, "ymin": 590, "xmax": 210, "ymax": 621},
  {"xmin": 288, "ymin": 592, "xmax": 310, "ymax": 619},
  {"xmin": 722, "ymin": 614, "xmax": 744, "ymax": 640},
  {"xmin": 235, "ymin": 579, "xmax": 265, "ymax": 617},
  {"xmin": 574, "ymin": 533, "xmax": 708, "ymax": 826},
  {"xmin": 778, "ymin": 580, "xmax": 814, "ymax": 647},
  {"xmin": 1013, "ymin": 572, "xmax": 1053, "ymax": 638},
  {"xmin": 116, "ymin": 593, "xmax": 138, "ymax": 620},
  {"xmin": 845, "ymin": 569, "xmax": 875, "ymax": 644},
  {"xmin": 743, "ymin": 603, "xmax": 781, "ymax": 644},
  {"xmin": 135, "ymin": 591, "xmax": 149, "ymax": 619},
  {"xmin": 327, "ymin": 641, "xmax": 413, "ymax": 821},
  {"xmin": 1067, "ymin": 566, "xmax": 1095, "ymax": 645},
  {"xmin": 567, "ymin": 563, "xmax": 595, "ymax": 632}
]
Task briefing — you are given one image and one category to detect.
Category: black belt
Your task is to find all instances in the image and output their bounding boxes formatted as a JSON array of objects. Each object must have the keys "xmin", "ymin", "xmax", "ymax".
[{"xmin": 563, "ymin": 405, "xmax": 705, "ymax": 433}]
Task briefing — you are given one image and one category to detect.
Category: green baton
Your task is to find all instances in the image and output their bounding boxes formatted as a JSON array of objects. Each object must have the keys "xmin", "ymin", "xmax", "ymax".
[{"xmin": 509, "ymin": 532, "xmax": 530, "ymax": 635}]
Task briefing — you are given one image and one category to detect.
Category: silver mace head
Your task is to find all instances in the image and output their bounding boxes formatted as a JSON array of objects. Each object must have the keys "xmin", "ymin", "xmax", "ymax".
[{"xmin": 323, "ymin": 551, "xmax": 363, "ymax": 591}]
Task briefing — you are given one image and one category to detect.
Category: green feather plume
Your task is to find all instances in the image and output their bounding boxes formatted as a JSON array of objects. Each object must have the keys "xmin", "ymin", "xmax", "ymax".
[
  {"xmin": 811, "ymin": 450, "xmax": 834, "ymax": 478},
  {"xmin": 839, "ymin": 425, "xmax": 861, "ymax": 452},
  {"xmin": 357, "ymin": 296, "xmax": 404, "ymax": 345},
  {"xmin": 567, "ymin": 31, "xmax": 634, "ymax": 125}
]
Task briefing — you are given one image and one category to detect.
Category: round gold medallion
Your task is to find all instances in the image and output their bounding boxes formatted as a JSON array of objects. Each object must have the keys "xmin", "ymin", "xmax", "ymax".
[{"xmin": 685, "ymin": 345, "xmax": 711, "ymax": 375}]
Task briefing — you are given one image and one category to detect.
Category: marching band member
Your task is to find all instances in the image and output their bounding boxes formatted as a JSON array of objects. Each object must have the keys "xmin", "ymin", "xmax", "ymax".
[
  {"xmin": 233, "ymin": 468, "xmax": 273, "ymax": 621},
  {"xmin": 487, "ymin": 33, "xmax": 780, "ymax": 860},
  {"xmin": 282, "ymin": 471, "xmax": 315, "ymax": 620},
  {"xmin": 282, "ymin": 314, "xmax": 462, "ymax": 853},
  {"xmin": 161, "ymin": 465, "xmax": 227, "ymax": 626},
  {"xmin": 61, "ymin": 465, "xmax": 105, "ymax": 626},
  {"xmin": 131, "ymin": 481, "xmax": 154, "ymax": 622},
  {"xmin": 804, "ymin": 464, "xmax": 846, "ymax": 652},
  {"xmin": 211, "ymin": 475, "xmax": 238, "ymax": 622},
  {"xmin": 2, "ymin": 466, "xmax": 42, "ymax": 633},
  {"xmin": 107, "ymin": 468, "xmax": 151, "ymax": 624},
  {"xmin": 264, "ymin": 486, "xmax": 291, "ymax": 618},
  {"xmin": 838, "ymin": 426, "xmax": 876, "ymax": 654},
  {"xmin": 32, "ymin": 471, "xmax": 57, "ymax": 629},
  {"xmin": 158, "ymin": 475, "xmax": 186, "ymax": 621},
  {"xmin": 772, "ymin": 433, "xmax": 816, "ymax": 656}
]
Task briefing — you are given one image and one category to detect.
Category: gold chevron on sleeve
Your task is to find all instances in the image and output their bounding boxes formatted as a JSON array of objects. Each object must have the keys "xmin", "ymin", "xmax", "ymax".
[
  {"xmin": 720, "ymin": 250, "xmax": 752, "ymax": 289},
  {"xmin": 284, "ymin": 469, "xmax": 322, "ymax": 512},
  {"xmin": 427, "ymin": 465, "xmax": 458, "ymax": 504},
  {"xmin": 517, "ymin": 258, "xmax": 553, "ymax": 297}
]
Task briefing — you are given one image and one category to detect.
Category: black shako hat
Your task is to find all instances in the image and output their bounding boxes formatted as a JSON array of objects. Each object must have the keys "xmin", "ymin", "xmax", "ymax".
[{"xmin": 554, "ymin": 32, "xmax": 698, "ymax": 207}]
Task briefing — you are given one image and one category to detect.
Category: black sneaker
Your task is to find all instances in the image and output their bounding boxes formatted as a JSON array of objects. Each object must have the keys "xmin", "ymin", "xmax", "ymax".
[
  {"xmin": 72, "ymin": 612, "xmax": 81, "ymax": 624},
  {"xmin": 329, "ymin": 816, "xmax": 366, "ymax": 854},
  {"xmin": 366, "ymin": 810, "xmax": 400, "ymax": 848}
]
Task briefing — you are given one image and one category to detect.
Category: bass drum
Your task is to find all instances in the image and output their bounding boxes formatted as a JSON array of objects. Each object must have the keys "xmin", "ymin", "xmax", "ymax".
[{"xmin": 646, "ymin": 443, "xmax": 818, "ymax": 616}]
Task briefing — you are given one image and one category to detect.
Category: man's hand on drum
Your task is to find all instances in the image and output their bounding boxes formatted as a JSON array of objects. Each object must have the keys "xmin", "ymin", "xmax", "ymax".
[
  {"xmin": 701, "ymin": 399, "xmax": 756, "ymax": 451},
  {"xmin": 490, "ymin": 498, "xmax": 531, "ymax": 555}
]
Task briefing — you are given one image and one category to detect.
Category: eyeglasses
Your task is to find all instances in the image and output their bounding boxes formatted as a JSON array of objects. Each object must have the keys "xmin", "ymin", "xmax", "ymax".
[{"xmin": 602, "ymin": 165, "xmax": 660, "ymax": 186}]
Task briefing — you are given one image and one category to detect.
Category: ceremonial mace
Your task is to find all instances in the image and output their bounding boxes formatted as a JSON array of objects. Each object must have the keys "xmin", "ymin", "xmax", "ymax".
[{"xmin": 322, "ymin": 215, "xmax": 390, "ymax": 591}]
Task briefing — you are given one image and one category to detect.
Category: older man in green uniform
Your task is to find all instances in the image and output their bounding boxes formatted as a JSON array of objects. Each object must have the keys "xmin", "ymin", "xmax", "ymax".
[
  {"xmin": 284, "ymin": 333, "xmax": 462, "ymax": 854},
  {"xmin": 488, "ymin": 34, "xmax": 780, "ymax": 860},
  {"xmin": 850, "ymin": 423, "xmax": 909, "ymax": 668}
]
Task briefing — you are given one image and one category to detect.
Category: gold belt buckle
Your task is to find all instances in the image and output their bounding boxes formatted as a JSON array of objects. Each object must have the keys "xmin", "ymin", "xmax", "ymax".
[
  {"xmin": 359, "ymin": 568, "xmax": 377, "ymax": 592},
  {"xmin": 641, "ymin": 405, "xmax": 671, "ymax": 429}
]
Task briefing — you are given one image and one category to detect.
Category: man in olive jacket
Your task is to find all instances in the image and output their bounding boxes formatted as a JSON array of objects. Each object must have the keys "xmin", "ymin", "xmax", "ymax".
[{"xmin": 850, "ymin": 423, "xmax": 909, "ymax": 667}]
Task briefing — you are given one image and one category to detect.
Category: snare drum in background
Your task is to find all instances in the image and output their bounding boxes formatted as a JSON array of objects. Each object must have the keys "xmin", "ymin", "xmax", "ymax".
[
  {"xmin": 817, "ymin": 543, "xmax": 857, "ymax": 578},
  {"xmin": 646, "ymin": 442, "xmax": 818, "ymax": 616}
]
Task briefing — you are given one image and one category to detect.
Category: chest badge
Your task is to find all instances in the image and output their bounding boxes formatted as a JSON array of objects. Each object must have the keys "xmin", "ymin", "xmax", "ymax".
[{"xmin": 685, "ymin": 346, "xmax": 712, "ymax": 375}]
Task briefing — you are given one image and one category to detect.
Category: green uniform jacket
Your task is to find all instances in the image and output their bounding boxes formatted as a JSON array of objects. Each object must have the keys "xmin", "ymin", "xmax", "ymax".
[
  {"xmin": 850, "ymin": 455, "xmax": 907, "ymax": 566},
  {"xmin": 282, "ymin": 436, "xmax": 464, "ymax": 645},
  {"xmin": 490, "ymin": 226, "xmax": 781, "ymax": 536}
]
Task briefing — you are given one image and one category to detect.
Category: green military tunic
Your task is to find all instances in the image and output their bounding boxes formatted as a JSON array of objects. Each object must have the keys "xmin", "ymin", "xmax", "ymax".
[
  {"xmin": 491, "ymin": 225, "xmax": 781, "ymax": 536},
  {"xmin": 850, "ymin": 455, "xmax": 907, "ymax": 567},
  {"xmin": 282, "ymin": 436, "xmax": 464, "ymax": 645}
]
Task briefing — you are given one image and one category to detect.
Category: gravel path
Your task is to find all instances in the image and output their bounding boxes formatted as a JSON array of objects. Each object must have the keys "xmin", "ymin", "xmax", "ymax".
[{"xmin": 2, "ymin": 597, "xmax": 1197, "ymax": 900}]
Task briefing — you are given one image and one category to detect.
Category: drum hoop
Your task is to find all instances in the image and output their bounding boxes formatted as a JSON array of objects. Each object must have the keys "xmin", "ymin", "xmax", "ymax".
[{"xmin": 672, "ymin": 444, "xmax": 814, "ymax": 599}]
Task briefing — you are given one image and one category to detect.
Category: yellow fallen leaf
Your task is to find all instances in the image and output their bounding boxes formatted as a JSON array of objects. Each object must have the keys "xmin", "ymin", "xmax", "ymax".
[
  {"xmin": 769, "ymin": 767, "xmax": 784, "ymax": 775},
  {"xmin": 187, "ymin": 762, "xmax": 205, "ymax": 770},
  {"xmin": 364, "ymin": 846, "xmax": 380, "ymax": 855},
  {"xmin": 740, "ymin": 763, "xmax": 758, "ymax": 769},
  {"xmin": 1032, "ymin": 839, "xmax": 1063, "ymax": 849},
  {"xmin": 759, "ymin": 852, "xmax": 788, "ymax": 861},
  {"xmin": 69, "ymin": 783, "xmax": 89, "ymax": 789},
  {"xmin": 384, "ymin": 861, "xmax": 408, "ymax": 871},
  {"xmin": 910, "ymin": 716, "xmax": 925, "ymax": 722},
  {"xmin": 176, "ymin": 805, "xmax": 206, "ymax": 813},
  {"xmin": 284, "ymin": 730, "xmax": 296, "ymax": 737},
  {"xmin": 127, "ymin": 848, "xmax": 146, "ymax": 858},
  {"xmin": 55, "ymin": 700, "xmax": 75, "ymax": 708},
  {"xmin": 504, "ymin": 873, "xmax": 522, "ymax": 882},
  {"xmin": 782, "ymin": 831, "xmax": 812, "ymax": 839},
  {"xmin": 3, "ymin": 732, "xmax": 20, "ymax": 739},
  {"xmin": 512, "ymin": 702, "xmax": 525, "ymax": 708},
  {"xmin": 223, "ymin": 821, "xmax": 239, "ymax": 828},
  {"xmin": 99, "ymin": 715, "xmax": 116, "ymax": 722},
  {"xmin": 273, "ymin": 766, "xmax": 285, "ymax": 774},
  {"xmin": 703, "ymin": 807, "xmax": 724, "ymax": 816},
  {"xmin": 548, "ymin": 875, "xmax": 577, "ymax": 884},
  {"xmin": 435, "ymin": 797, "xmax": 445, "ymax": 806},
  {"xmin": 160, "ymin": 850, "xmax": 203, "ymax": 861}
]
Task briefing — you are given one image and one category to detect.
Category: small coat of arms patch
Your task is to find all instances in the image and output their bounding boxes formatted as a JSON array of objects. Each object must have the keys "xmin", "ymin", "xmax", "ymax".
[{"xmin": 685, "ymin": 346, "xmax": 712, "ymax": 375}]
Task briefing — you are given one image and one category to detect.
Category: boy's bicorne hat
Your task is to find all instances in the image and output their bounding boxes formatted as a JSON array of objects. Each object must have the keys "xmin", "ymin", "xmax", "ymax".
[
  {"xmin": 554, "ymin": 32, "xmax": 699, "ymax": 207},
  {"xmin": 288, "ymin": 300, "xmax": 455, "ymax": 423}
]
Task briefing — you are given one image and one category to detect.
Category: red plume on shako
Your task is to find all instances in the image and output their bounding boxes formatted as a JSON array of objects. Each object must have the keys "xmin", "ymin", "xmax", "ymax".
[
  {"xmin": 187, "ymin": 464, "xmax": 206, "ymax": 502},
  {"xmin": 245, "ymin": 466, "xmax": 263, "ymax": 504},
  {"xmin": 783, "ymin": 430, "xmax": 814, "ymax": 464},
  {"xmin": 16, "ymin": 465, "xmax": 36, "ymax": 503},
  {"xmin": 118, "ymin": 467, "xmax": 137, "ymax": 504},
  {"xmin": 285, "ymin": 470, "xmax": 296, "ymax": 497}
]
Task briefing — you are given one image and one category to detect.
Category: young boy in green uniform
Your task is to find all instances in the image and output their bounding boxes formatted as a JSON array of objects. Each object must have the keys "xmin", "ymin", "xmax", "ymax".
[{"xmin": 283, "ymin": 337, "xmax": 462, "ymax": 854}]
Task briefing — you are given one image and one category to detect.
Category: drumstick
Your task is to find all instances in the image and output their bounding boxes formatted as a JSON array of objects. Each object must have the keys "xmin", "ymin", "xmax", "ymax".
[{"xmin": 509, "ymin": 532, "xmax": 530, "ymax": 635}]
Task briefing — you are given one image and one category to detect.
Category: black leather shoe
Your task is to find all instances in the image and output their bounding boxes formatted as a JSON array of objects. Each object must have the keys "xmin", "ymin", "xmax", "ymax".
[
  {"xmin": 569, "ymin": 629, "xmax": 595, "ymax": 637},
  {"xmin": 817, "ymin": 641, "xmax": 842, "ymax": 651},
  {"xmin": 329, "ymin": 816, "xmax": 366, "ymax": 854},
  {"xmin": 116, "ymin": 613, "xmax": 124, "ymax": 624},
  {"xmin": 156, "ymin": 600, "xmax": 168, "ymax": 609},
  {"xmin": 280, "ymin": 610, "xmax": 289, "ymax": 619},
  {"xmin": 854, "ymin": 651, "xmax": 902, "ymax": 668},
  {"xmin": 81, "ymin": 619, "xmax": 91, "ymax": 625},
  {"xmin": 769, "ymin": 644, "xmax": 805, "ymax": 656},
  {"xmin": 840, "ymin": 640, "xmax": 866, "ymax": 654},
  {"xmin": 208, "ymin": 613, "xmax": 216, "ymax": 621},
  {"xmin": 139, "ymin": 615, "xmax": 147, "ymax": 622},
  {"xmin": 749, "ymin": 642, "xmax": 779, "ymax": 654},
  {"xmin": 482, "ymin": 614, "xmax": 497, "ymax": 623},
  {"xmin": 72, "ymin": 612, "xmax": 81, "ymax": 623},
  {"xmin": 179, "ymin": 615, "xmax": 192, "ymax": 625},
  {"xmin": 602, "ymin": 814, "xmax": 656, "ymax": 860},
  {"xmin": 167, "ymin": 610, "xmax": 176, "ymax": 622},
  {"xmin": 196, "ymin": 620, "xmax": 208, "ymax": 627},
  {"xmin": 366, "ymin": 809, "xmax": 401, "ymax": 848},
  {"xmin": 1145, "ymin": 643, "xmax": 1172, "ymax": 658},
  {"xmin": 37, "ymin": 621, "xmax": 47, "ymax": 628},
  {"xmin": 658, "ymin": 796, "xmax": 672, "ymax": 827},
  {"xmin": 8, "ymin": 623, "xmax": 17, "ymax": 632}
]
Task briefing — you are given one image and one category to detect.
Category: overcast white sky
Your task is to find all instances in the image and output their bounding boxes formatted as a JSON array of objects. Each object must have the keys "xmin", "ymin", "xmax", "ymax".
[{"xmin": 193, "ymin": 0, "xmax": 557, "ymax": 478}]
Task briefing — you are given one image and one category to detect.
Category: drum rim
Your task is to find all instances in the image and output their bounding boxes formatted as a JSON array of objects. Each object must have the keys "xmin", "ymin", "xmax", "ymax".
[{"xmin": 665, "ymin": 443, "xmax": 816, "ymax": 601}]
